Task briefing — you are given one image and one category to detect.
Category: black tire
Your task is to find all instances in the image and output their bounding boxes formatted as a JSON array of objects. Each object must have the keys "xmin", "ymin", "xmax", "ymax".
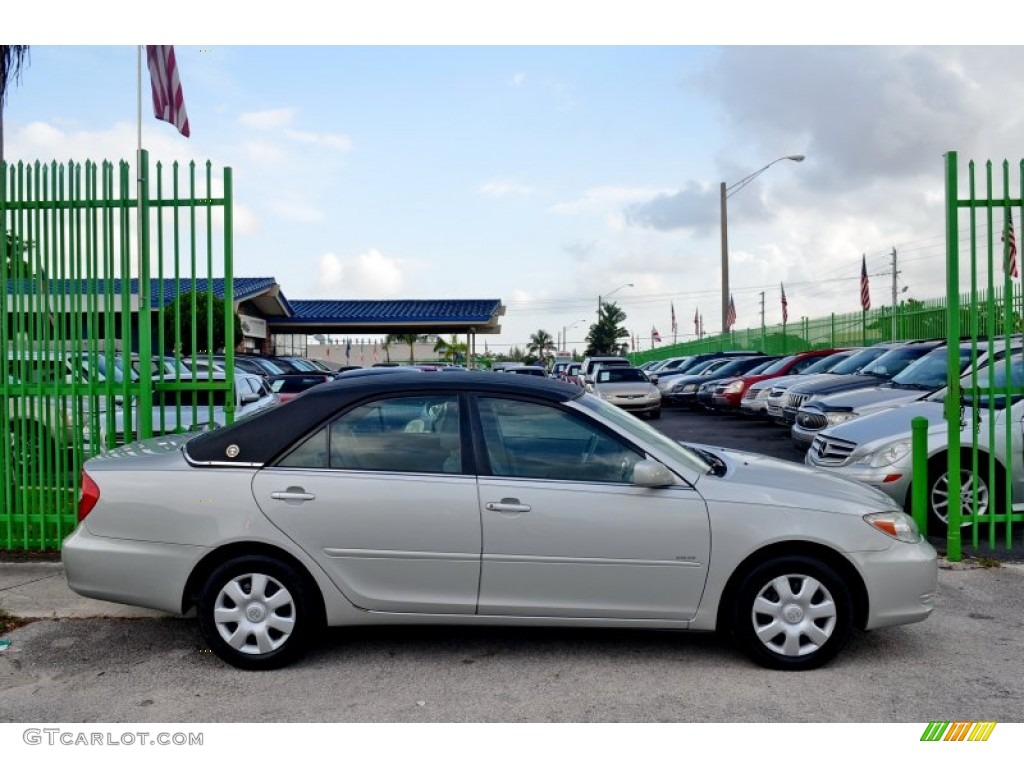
[
  {"xmin": 731, "ymin": 555, "xmax": 853, "ymax": 671},
  {"xmin": 925, "ymin": 453, "xmax": 999, "ymax": 535},
  {"xmin": 198, "ymin": 555, "xmax": 318, "ymax": 670},
  {"xmin": 649, "ymin": 408, "xmax": 661, "ymax": 420}
]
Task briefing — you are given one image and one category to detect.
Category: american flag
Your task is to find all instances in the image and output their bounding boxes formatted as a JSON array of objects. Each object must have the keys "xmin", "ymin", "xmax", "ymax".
[
  {"xmin": 146, "ymin": 46, "xmax": 190, "ymax": 137},
  {"xmin": 693, "ymin": 307, "xmax": 699, "ymax": 335},
  {"xmin": 1004, "ymin": 214, "xmax": 1019, "ymax": 279},
  {"xmin": 699, "ymin": 314, "xmax": 704, "ymax": 338},
  {"xmin": 651, "ymin": 326, "xmax": 661, "ymax": 343},
  {"xmin": 781, "ymin": 283, "xmax": 789, "ymax": 323},
  {"xmin": 726, "ymin": 295, "xmax": 737, "ymax": 330},
  {"xmin": 671, "ymin": 302, "xmax": 677, "ymax": 335},
  {"xmin": 860, "ymin": 255, "xmax": 871, "ymax": 311}
]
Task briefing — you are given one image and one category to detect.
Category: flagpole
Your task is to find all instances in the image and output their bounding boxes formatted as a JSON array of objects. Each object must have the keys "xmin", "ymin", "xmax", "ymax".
[{"xmin": 136, "ymin": 45, "xmax": 142, "ymax": 299}]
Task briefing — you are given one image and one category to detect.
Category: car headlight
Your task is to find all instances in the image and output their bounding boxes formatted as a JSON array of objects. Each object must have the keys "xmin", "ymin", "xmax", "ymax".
[
  {"xmin": 682, "ymin": 384, "xmax": 698, "ymax": 393},
  {"xmin": 756, "ymin": 389, "xmax": 772, "ymax": 400},
  {"xmin": 824, "ymin": 410, "xmax": 858, "ymax": 426},
  {"xmin": 857, "ymin": 440, "xmax": 912, "ymax": 468},
  {"xmin": 863, "ymin": 511, "xmax": 921, "ymax": 543},
  {"xmin": 724, "ymin": 381, "xmax": 744, "ymax": 394}
]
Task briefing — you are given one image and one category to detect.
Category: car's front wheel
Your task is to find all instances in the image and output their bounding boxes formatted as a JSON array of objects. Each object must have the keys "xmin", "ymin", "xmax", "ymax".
[
  {"xmin": 927, "ymin": 453, "xmax": 998, "ymax": 534},
  {"xmin": 732, "ymin": 556, "xmax": 853, "ymax": 671},
  {"xmin": 198, "ymin": 555, "xmax": 318, "ymax": 670}
]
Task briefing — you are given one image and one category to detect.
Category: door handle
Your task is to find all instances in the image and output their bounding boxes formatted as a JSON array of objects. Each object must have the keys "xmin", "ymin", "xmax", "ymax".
[
  {"xmin": 271, "ymin": 488, "xmax": 316, "ymax": 502},
  {"xmin": 485, "ymin": 498, "xmax": 531, "ymax": 513}
]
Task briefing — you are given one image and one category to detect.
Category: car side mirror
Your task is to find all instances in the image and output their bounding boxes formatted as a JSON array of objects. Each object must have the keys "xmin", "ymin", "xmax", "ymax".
[
  {"xmin": 632, "ymin": 459, "xmax": 677, "ymax": 487},
  {"xmin": 240, "ymin": 392, "xmax": 260, "ymax": 404},
  {"xmin": 649, "ymin": 375, "xmax": 658, "ymax": 384}
]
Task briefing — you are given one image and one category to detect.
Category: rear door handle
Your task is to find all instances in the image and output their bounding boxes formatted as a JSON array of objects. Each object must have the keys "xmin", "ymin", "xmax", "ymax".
[
  {"xmin": 485, "ymin": 498, "xmax": 531, "ymax": 513},
  {"xmin": 271, "ymin": 488, "xmax": 316, "ymax": 502}
]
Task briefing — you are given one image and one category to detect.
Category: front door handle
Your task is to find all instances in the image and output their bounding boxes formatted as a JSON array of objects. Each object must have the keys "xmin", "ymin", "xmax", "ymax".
[
  {"xmin": 485, "ymin": 498, "xmax": 531, "ymax": 513},
  {"xmin": 271, "ymin": 487, "xmax": 316, "ymax": 502}
]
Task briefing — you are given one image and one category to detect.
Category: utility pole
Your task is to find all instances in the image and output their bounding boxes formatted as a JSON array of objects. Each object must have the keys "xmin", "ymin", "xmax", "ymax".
[
  {"xmin": 759, "ymin": 291, "xmax": 766, "ymax": 349},
  {"xmin": 891, "ymin": 246, "xmax": 899, "ymax": 341}
]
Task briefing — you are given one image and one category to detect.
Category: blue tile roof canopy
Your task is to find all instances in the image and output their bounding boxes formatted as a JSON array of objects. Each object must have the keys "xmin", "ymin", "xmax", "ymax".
[
  {"xmin": 281, "ymin": 299, "xmax": 503, "ymax": 324},
  {"xmin": 4, "ymin": 277, "xmax": 288, "ymax": 312}
]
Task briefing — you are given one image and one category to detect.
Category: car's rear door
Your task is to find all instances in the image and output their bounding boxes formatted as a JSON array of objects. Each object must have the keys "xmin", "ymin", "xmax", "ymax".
[{"xmin": 252, "ymin": 393, "xmax": 482, "ymax": 614}]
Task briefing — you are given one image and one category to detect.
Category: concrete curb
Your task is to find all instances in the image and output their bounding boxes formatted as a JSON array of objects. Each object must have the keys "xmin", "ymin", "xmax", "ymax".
[{"xmin": 0, "ymin": 562, "xmax": 170, "ymax": 620}]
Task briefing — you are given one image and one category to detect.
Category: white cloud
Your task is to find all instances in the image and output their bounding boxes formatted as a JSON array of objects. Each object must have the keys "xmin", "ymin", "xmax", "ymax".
[
  {"xmin": 312, "ymin": 249, "xmax": 405, "ymax": 298},
  {"xmin": 285, "ymin": 129, "xmax": 353, "ymax": 152},
  {"xmin": 478, "ymin": 179, "xmax": 536, "ymax": 198},
  {"xmin": 239, "ymin": 108, "xmax": 296, "ymax": 129},
  {"xmin": 509, "ymin": 72, "xmax": 526, "ymax": 87},
  {"xmin": 550, "ymin": 186, "xmax": 674, "ymax": 217}
]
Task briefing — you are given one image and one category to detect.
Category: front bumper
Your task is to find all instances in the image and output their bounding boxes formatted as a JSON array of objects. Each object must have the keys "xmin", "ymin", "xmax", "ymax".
[
  {"xmin": 848, "ymin": 539, "xmax": 938, "ymax": 629},
  {"xmin": 804, "ymin": 454, "xmax": 914, "ymax": 509}
]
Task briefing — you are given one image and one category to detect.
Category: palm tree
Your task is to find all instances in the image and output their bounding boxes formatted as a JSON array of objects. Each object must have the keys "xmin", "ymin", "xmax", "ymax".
[
  {"xmin": 527, "ymin": 329, "xmax": 555, "ymax": 364},
  {"xmin": 0, "ymin": 46, "xmax": 30, "ymax": 164},
  {"xmin": 433, "ymin": 334, "xmax": 467, "ymax": 364},
  {"xmin": 386, "ymin": 333, "xmax": 427, "ymax": 364},
  {"xmin": 585, "ymin": 301, "xmax": 630, "ymax": 356}
]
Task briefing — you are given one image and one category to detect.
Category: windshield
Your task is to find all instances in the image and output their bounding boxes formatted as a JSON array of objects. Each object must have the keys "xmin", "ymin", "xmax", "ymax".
[
  {"xmin": 760, "ymin": 355, "xmax": 797, "ymax": 375},
  {"xmin": 804, "ymin": 351, "xmax": 854, "ymax": 374},
  {"xmin": 597, "ymin": 368, "xmax": 649, "ymax": 383},
  {"xmin": 828, "ymin": 346, "xmax": 890, "ymax": 375},
  {"xmin": 746, "ymin": 358, "xmax": 781, "ymax": 375},
  {"xmin": 860, "ymin": 346, "xmax": 937, "ymax": 379},
  {"xmin": 890, "ymin": 346, "xmax": 973, "ymax": 389},
  {"xmin": 714, "ymin": 357, "xmax": 769, "ymax": 376},
  {"xmin": 574, "ymin": 393, "xmax": 711, "ymax": 475}
]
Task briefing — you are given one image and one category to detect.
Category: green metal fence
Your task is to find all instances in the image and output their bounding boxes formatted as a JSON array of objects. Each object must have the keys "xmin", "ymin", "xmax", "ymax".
[
  {"xmin": 1, "ymin": 150, "xmax": 234, "ymax": 550},
  {"xmin": 913, "ymin": 151, "xmax": 1024, "ymax": 560}
]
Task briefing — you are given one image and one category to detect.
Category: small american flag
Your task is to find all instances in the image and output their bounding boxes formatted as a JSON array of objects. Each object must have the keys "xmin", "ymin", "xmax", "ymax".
[
  {"xmin": 671, "ymin": 302, "xmax": 677, "ymax": 335},
  {"xmin": 726, "ymin": 295, "xmax": 737, "ymax": 330},
  {"xmin": 860, "ymin": 255, "xmax": 871, "ymax": 311},
  {"xmin": 651, "ymin": 326, "xmax": 661, "ymax": 343},
  {"xmin": 781, "ymin": 283, "xmax": 789, "ymax": 323},
  {"xmin": 146, "ymin": 45, "xmax": 190, "ymax": 137},
  {"xmin": 1004, "ymin": 214, "xmax": 1019, "ymax": 279}
]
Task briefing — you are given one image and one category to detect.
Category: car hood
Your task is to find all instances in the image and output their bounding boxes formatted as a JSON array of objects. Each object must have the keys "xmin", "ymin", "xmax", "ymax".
[
  {"xmin": 688, "ymin": 443, "xmax": 898, "ymax": 514},
  {"xmin": 788, "ymin": 373, "xmax": 884, "ymax": 397},
  {"xmin": 818, "ymin": 400, "xmax": 946, "ymax": 447},
  {"xmin": 817, "ymin": 386, "xmax": 931, "ymax": 412},
  {"xmin": 765, "ymin": 373, "xmax": 833, "ymax": 392},
  {"xmin": 595, "ymin": 382, "xmax": 657, "ymax": 395}
]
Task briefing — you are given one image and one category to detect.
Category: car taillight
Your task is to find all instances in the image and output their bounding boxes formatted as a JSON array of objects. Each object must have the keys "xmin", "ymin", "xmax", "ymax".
[{"xmin": 78, "ymin": 470, "xmax": 101, "ymax": 522}]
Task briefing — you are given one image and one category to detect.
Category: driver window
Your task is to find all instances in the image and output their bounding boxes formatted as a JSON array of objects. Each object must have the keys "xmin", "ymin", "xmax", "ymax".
[{"xmin": 477, "ymin": 397, "xmax": 642, "ymax": 483}]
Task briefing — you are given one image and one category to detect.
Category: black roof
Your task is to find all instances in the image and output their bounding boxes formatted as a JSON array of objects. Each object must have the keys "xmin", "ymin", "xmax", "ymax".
[{"xmin": 185, "ymin": 372, "xmax": 583, "ymax": 466}]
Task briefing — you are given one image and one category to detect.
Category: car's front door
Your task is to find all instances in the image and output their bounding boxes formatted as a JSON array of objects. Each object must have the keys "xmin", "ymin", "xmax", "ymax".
[
  {"xmin": 473, "ymin": 396, "xmax": 711, "ymax": 621},
  {"xmin": 252, "ymin": 393, "xmax": 482, "ymax": 614}
]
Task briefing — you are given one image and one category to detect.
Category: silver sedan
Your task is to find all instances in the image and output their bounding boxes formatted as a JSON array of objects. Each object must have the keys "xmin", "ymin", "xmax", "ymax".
[{"xmin": 63, "ymin": 372, "xmax": 936, "ymax": 671}]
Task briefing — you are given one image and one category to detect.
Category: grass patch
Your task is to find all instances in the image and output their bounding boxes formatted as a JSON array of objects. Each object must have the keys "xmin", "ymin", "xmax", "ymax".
[{"xmin": 0, "ymin": 606, "xmax": 32, "ymax": 636}]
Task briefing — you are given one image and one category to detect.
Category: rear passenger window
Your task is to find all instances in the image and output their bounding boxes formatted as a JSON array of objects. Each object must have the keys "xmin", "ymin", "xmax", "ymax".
[{"xmin": 278, "ymin": 395, "xmax": 462, "ymax": 474}]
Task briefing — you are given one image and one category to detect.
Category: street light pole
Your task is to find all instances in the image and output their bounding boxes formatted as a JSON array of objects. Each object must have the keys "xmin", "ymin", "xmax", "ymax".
[
  {"xmin": 720, "ymin": 154, "xmax": 805, "ymax": 334},
  {"xmin": 598, "ymin": 282, "xmax": 634, "ymax": 322}
]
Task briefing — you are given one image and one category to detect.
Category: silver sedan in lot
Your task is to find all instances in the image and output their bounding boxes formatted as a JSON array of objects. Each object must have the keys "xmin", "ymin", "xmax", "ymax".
[
  {"xmin": 63, "ymin": 373, "xmax": 936, "ymax": 672},
  {"xmin": 587, "ymin": 365, "xmax": 661, "ymax": 418}
]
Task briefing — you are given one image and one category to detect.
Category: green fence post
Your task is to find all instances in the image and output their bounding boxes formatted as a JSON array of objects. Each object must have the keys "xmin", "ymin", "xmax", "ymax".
[
  {"xmin": 944, "ymin": 150, "xmax": 962, "ymax": 563},
  {"xmin": 911, "ymin": 416, "xmax": 929, "ymax": 536}
]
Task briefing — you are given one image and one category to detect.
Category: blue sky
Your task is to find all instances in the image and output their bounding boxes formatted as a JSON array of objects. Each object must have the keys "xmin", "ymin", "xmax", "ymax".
[{"xmin": 6, "ymin": 6, "xmax": 1020, "ymax": 353}]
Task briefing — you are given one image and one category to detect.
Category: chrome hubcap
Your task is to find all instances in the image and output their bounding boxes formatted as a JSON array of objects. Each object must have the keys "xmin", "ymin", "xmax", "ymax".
[
  {"xmin": 213, "ymin": 573, "xmax": 296, "ymax": 656},
  {"xmin": 931, "ymin": 469, "xmax": 990, "ymax": 526},
  {"xmin": 752, "ymin": 574, "xmax": 837, "ymax": 657}
]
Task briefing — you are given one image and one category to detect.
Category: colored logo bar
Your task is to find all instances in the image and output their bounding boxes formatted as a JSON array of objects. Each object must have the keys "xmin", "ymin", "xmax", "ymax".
[{"xmin": 921, "ymin": 722, "xmax": 997, "ymax": 741}]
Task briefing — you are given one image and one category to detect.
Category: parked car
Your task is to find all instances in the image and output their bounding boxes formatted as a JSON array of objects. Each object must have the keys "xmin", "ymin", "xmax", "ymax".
[
  {"xmin": 695, "ymin": 357, "xmax": 781, "ymax": 411},
  {"xmin": 580, "ymin": 355, "xmax": 631, "ymax": 384},
  {"xmin": 765, "ymin": 343, "xmax": 912, "ymax": 426},
  {"xmin": 656, "ymin": 357, "xmax": 735, "ymax": 403},
  {"xmin": 64, "ymin": 372, "xmax": 937, "ymax": 672},
  {"xmin": 740, "ymin": 350, "xmax": 859, "ymax": 419},
  {"xmin": 712, "ymin": 349, "xmax": 847, "ymax": 413},
  {"xmin": 667, "ymin": 356, "xmax": 776, "ymax": 409},
  {"xmin": 805, "ymin": 353, "xmax": 1024, "ymax": 531},
  {"xmin": 786, "ymin": 341, "xmax": 946, "ymax": 447},
  {"xmin": 560, "ymin": 362, "xmax": 584, "ymax": 387},
  {"xmin": 588, "ymin": 365, "xmax": 661, "ymax": 419},
  {"xmin": 113, "ymin": 371, "xmax": 278, "ymax": 443},
  {"xmin": 504, "ymin": 365, "xmax": 548, "ymax": 376},
  {"xmin": 791, "ymin": 340, "xmax": 1021, "ymax": 448},
  {"xmin": 267, "ymin": 373, "xmax": 335, "ymax": 403}
]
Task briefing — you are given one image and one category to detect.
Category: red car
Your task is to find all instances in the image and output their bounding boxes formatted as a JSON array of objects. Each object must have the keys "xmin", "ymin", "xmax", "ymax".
[{"xmin": 710, "ymin": 349, "xmax": 847, "ymax": 412}]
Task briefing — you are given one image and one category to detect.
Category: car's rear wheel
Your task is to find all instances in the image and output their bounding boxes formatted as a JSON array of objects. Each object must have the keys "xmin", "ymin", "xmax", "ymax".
[
  {"xmin": 732, "ymin": 556, "xmax": 852, "ymax": 671},
  {"xmin": 198, "ymin": 555, "xmax": 317, "ymax": 670}
]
